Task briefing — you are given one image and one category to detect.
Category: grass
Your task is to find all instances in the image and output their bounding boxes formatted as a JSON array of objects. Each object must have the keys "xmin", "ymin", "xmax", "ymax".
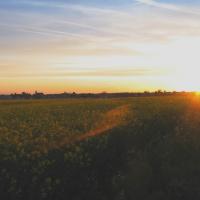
[{"xmin": 0, "ymin": 96, "xmax": 200, "ymax": 199}]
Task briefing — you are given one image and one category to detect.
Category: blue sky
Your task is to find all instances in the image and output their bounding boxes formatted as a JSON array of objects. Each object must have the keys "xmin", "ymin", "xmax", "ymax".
[{"xmin": 1, "ymin": 0, "xmax": 200, "ymax": 93}]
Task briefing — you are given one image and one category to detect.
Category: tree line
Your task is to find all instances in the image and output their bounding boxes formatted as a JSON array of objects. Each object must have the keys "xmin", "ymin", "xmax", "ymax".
[{"xmin": 0, "ymin": 90, "xmax": 194, "ymax": 100}]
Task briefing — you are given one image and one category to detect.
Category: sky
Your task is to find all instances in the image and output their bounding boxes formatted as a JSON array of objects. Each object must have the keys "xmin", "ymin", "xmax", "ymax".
[{"xmin": 1, "ymin": 0, "xmax": 200, "ymax": 94}]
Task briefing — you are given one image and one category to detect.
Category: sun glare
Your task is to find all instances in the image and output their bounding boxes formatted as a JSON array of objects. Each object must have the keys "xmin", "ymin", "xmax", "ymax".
[{"xmin": 195, "ymin": 92, "xmax": 200, "ymax": 96}]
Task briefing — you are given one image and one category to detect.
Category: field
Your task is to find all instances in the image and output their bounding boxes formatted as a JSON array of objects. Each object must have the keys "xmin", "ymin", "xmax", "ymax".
[{"xmin": 1, "ymin": 96, "xmax": 200, "ymax": 200}]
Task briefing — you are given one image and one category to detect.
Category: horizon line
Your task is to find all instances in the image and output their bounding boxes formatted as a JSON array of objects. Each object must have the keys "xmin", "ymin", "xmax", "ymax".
[{"xmin": 0, "ymin": 90, "xmax": 196, "ymax": 96}]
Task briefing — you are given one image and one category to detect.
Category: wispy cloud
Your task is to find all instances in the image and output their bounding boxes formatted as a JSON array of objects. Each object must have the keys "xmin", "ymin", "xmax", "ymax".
[
  {"xmin": 23, "ymin": 0, "xmax": 134, "ymax": 16},
  {"xmin": 0, "ymin": 22, "xmax": 96, "ymax": 40},
  {"xmin": 0, "ymin": 68, "xmax": 163, "ymax": 78},
  {"xmin": 135, "ymin": 0, "xmax": 200, "ymax": 16},
  {"xmin": 136, "ymin": 0, "xmax": 181, "ymax": 10}
]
